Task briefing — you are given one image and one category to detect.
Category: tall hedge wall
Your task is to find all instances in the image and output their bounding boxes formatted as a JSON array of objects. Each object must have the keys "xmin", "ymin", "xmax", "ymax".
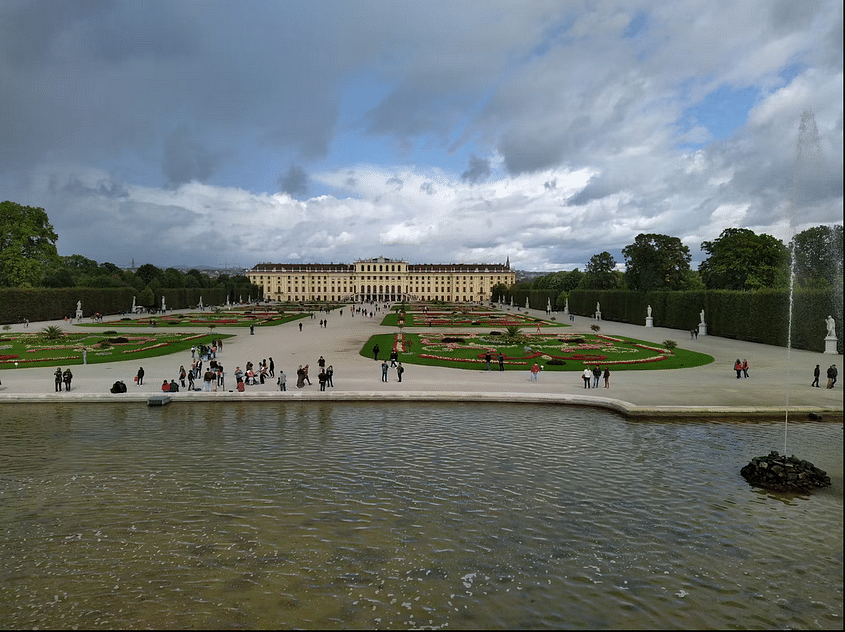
[
  {"xmin": 567, "ymin": 288, "xmax": 841, "ymax": 353},
  {"xmin": 499, "ymin": 289, "xmax": 562, "ymax": 311},
  {"xmin": 0, "ymin": 285, "xmax": 260, "ymax": 325}
]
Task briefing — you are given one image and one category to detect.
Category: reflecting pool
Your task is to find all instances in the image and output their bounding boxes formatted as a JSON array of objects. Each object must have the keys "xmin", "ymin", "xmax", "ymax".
[{"xmin": 0, "ymin": 403, "xmax": 841, "ymax": 629}]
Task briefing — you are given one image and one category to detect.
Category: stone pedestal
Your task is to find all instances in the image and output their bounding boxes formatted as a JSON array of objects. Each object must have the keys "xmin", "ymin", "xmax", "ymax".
[
  {"xmin": 563, "ymin": 306, "xmax": 569, "ymax": 316},
  {"xmin": 75, "ymin": 309, "xmax": 83, "ymax": 320},
  {"xmin": 645, "ymin": 316, "xmax": 654, "ymax": 328},
  {"xmin": 698, "ymin": 323, "xmax": 707, "ymax": 336},
  {"xmin": 824, "ymin": 336, "xmax": 839, "ymax": 354},
  {"xmin": 595, "ymin": 311, "xmax": 602, "ymax": 320}
]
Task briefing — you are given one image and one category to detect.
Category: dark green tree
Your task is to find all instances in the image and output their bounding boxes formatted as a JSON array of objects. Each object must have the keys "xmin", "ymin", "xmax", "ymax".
[
  {"xmin": 699, "ymin": 228, "xmax": 789, "ymax": 290},
  {"xmin": 582, "ymin": 252, "xmax": 619, "ymax": 289},
  {"xmin": 0, "ymin": 201, "xmax": 60, "ymax": 287},
  {"xmin": 622, "ymin": 233, "xmax": 692, "ymax": 291},
  {"xmin": 135, "ymin": 263, "xmax": 163, "ymax": 285},
  {"xmin": 790, "ymin": 224, "xmax": 843, "ymax": 289}
]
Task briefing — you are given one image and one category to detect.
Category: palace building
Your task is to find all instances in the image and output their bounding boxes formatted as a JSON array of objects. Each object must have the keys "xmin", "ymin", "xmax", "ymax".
[{"xmin": 247, "ymin": 256, "xmax": 514, "ymax": 303}]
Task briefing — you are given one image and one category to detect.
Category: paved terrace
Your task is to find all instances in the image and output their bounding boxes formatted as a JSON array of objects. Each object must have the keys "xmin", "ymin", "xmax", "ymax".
[{"xmin": 0, "ymin": 305, "xmax": 841, "ymax": 419}]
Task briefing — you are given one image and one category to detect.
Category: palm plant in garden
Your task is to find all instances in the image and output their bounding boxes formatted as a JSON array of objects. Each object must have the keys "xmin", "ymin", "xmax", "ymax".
[
  {"xmin": 40, "ymin": 325, "xmax": 65, "ymax": 341},
  {"xmin": 505, "ymin": 325, "xmax": 521, "ymax": 339}
]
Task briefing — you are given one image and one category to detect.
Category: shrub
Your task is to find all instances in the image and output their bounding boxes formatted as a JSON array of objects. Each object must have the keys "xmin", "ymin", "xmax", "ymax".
[
  {"xmin": 489, "ymin": 331, "xmax": 501, "ymax": 336},
  {"xmin": 442, "ymin": 337, "xmax": 465, "ymax": 343},
  {"xmin": 103, "ymin": 330, "xmax": 117, "ymax": 335},
  {"xmin": 506, "ymin": 325, "xmax": 521, "ymax": 337},
  {"xmin": 590, "ymin": 324, "xmax": 601, "ymax": 332},
  {"xmin": 546, "ymin": 358, "xmax": 566, "ymax": 365},
  {"xmin": 663, "ymin": 340, "xmax": 677, "ymax": 352},
  {"xmin": 41, "ymin": 325, "xmax": 65, "ymax": 341}
]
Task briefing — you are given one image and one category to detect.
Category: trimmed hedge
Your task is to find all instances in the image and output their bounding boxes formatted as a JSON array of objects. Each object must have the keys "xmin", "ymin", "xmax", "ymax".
[
  {"xmin": 501, "ymin": 289, "xmax": 562, "ymax": 310},
  {"xmin": 0, "ymin": 285, "xmax": 260, "ymax": 325},
  {"xmin": 567, "ymin": 288, "xmax": 841, "ymax": 353}
]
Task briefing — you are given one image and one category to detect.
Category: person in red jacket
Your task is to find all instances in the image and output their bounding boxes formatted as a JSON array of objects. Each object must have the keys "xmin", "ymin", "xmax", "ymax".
[
  {"xmin": 741, "ymin": 359, "xmax": 749, "ymax": 378},
  {"xmin": 734, "ymin": 359, "xmax": 742, "ymax": 379}
]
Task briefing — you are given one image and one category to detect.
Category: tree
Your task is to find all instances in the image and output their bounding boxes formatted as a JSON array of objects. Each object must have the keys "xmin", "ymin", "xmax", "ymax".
[
  {"xmin": 622, "ymin": 233, "xmax": 692, "ymax": 291},
  {"xmin": 0, "ymin": 201, "xmax": 60, "ymax": 287},
  {"xmin": 136, "ymin": 263, "xmax": 163, "ymax": 285},
  {"xmin": 582, "ymin": 252, "xmax": 619, "ymax": 289},
  {"xmin": 791, "ymin": 225, "xmax": 843, "ymax": 289},
  {"xmin": 699, "ymin": 228, "xmax": 789, "ymax": 290}
]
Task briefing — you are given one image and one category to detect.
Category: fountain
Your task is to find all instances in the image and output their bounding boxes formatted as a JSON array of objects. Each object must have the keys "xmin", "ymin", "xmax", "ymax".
[{"xmin": 741, "ymin": 110, "xmax": 832, "ymax": 493}]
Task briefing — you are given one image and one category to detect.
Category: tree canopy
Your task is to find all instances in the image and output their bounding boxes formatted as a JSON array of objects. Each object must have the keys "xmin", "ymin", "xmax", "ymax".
[
  {"xmin": 622, "ymin": 233, "xmax": 693, "ymax": 291},
  {"xmin": 582, "ymin": 252, "xmax": 620, "ymax": 289},
  {"xmin": 790, "ymin": 224, "xmax": 843, "ymax": 289},
  {"xmin": 0, "ymin": 201, "xmax": 60, "ymax": 287},
  {"xmin": 698, "ymin": 228, "xmax": 789, "ymax": 290}
]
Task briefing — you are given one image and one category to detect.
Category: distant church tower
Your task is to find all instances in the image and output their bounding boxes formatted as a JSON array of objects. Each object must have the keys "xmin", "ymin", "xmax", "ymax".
[{"xmin": 505, "ymin": 256, "xmax": 510, "ymax": 270}]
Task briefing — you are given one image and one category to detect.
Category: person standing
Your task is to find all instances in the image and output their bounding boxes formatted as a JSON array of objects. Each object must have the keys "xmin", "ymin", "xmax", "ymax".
[
  {"xmin": 54, "ymin": 367, "xmax": 63, "ymax": 392},
  {"xmin": 63, "ymin": 368, "xmax": 73, "ymax": 391},
  {"xmin": 187, "ymin": 368, "xmax": 195, "ymax": 390},
  {"xmin": 397, "ymin": 363, "xmax": 404, "ymax": 383},
  {"xmin": 381, "ymin": 360, "xmax": 389, "ymax": 382},
  {"xmin": 485, "ymin": 352, "xmax": 492, "ymax": 371},
  {"xmin": 734, "ymin": 359, "xmax": 742, "ymax": 379},
  {"xmin": 296, "ymin": 366, "xmax": 305, "ymax": 388},
  {"xmin": 136, "ymin": 367, "xmax": 145, "ymax": 386},
  {"xmin": 603, "ymin": 366, "xmax": 611, "ymax": 388},
  {"xmin": 530, "ymin": 363, "xmax": 540, "ymax": 381},
  {"xmin": 827, "ymin": 364, "xmax": 837, "ymax": 389},
  {"xmin": 592, "ymin": 365, "xmax": 601, "ymax": 388},
  {"xmin": 318, "ymin": 369, "xmax": 327, "ymax": 391},
  {"xmin": 812, "ymin": 364, "xmax": 821, "ymax": 387},
  {"xmin": 326, "ymin": 365, "xmax": 334, "ymax": 387},
  {"xmin": 269, "ymin": 357, "xmax": 275, "ymax": 377},
  {"xmin": 497, "ymin": 352, "xmax": 505, "ymax": 371},
  {"xmin": 179, "ymin": 365, "xmax": 187, "ymax": 388},
  {"xmin": 277, "ymin": 370, "xmax": 287, "ymax": 391},
  {"xmin": 742, "ymin": 359, "xmax": 749, "ymax": 378},
  {"xmin": 373, "ymin": 344, "xmax": 380, "ymax": 361},
  {"xmin": 582, "ymin": 367, "xmax": 591, "ymax": 389}
]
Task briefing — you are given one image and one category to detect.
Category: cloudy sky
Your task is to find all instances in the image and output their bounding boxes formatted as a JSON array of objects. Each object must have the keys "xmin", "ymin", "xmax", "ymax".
[{"xmin": 1, "ymin": 0, "xmax": 842, "ymax": 272}]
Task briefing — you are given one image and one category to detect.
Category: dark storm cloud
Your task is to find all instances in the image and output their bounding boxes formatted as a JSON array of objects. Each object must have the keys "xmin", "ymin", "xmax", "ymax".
[
  {"xmin": 278, "ymin": 165, "xmax": 310, "ymax": 198},
  {"xmin": 162, "ymin": 127, "xmax": 219, "ymax": 187},
  {"xmin": 461, "ymin": 154, "xmax": 491, "ymax": 184}
]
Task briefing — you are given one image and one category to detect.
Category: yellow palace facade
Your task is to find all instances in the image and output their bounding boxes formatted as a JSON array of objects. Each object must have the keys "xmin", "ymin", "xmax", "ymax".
[{"xmin": 247, "ymin": 256, "xmax": 514, "ymax": 303}]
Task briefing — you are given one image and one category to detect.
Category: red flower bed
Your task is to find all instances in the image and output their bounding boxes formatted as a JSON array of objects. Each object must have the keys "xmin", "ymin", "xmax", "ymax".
[{"xmin": 0, "ymin": 354, "xmax": 18, "ymax": 360}]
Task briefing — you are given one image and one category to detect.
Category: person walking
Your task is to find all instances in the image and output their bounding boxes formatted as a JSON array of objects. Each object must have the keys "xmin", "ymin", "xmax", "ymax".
[
  {"xmin": 187, "ymin": 367, "xmax": 195, "ymax": 390},
  {"xmin": 582, "ymin": 367, "xmax": 591, "ymax": 388},
  {"xmin": 54, "ymin": 367, "xmax": 63, "ymax": 392},
  {"xmin": 485, "ymin": 352, "xmax": 492, "ymax": 371},
  {"xmin": 397, "ymin": 363, "xmax": 404, "ymax": 382},
  {"xmin": 734, "ymin": 359, "xmax": 742, "ymax": 379},
  {"xmin": 812, "ymin": 364, "xmax": 821, "ymax": 387},
  {"xmin": 136, "ymin": 367, "xmax": 145, "ymax": 386},
  {"xmin": 277, "ymin": 370, "xmax": 286, "ymax": 391},
  {"xmin": 530, "ymin": 363, "xmax": 540, "ymax": 381},
  {"xmin": 497, "ymin": 352, "xmax": 505, "ymax": 371},
  {"xmin": 373, "ymin": 344, "xmax": 380, "ymax": 361},
  {"xmin": 742, "ymin": 359, "xmax": 749, "ymax": 378},
  {"xmin": 303, "ymin": 365, "xmax": 311, "ymax": 385},
  {"xmin": 381, "ymin": 360, "xmax": 389, "ymax": 382},
  {"xmin": 827, "ymin": 364, "xmax": 837, "ymax": 389},
  {"xmin": 269, "ymin": 357, "xmax": 275, "ymax": 377}
]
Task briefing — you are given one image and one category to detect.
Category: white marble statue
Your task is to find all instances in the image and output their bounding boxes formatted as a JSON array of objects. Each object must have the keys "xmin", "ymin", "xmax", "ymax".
[
  {"xmin": 647, "ymin": 305, "xmax": 652, "ymax": 317},
  {"xmin": 826, "ymin": 315, "xmax": 836, "ymax": 338},
  {"xmin": 76, "ymin": 300, "xmax": 82, "ymax": 312},
  {"xmin": 131, "ymin": 296, "xmax": 136, "ymax": 312},
  {"xmin": 161, "ymin": 296, "xmax": 166, "ymax": 311},
  {"xmin": 700, "ymin": 309, "xmax": 705, "ymax": 324},
  {"xmin": 596, "ymin": 302, "xmax": 600, "ymax": 313}
]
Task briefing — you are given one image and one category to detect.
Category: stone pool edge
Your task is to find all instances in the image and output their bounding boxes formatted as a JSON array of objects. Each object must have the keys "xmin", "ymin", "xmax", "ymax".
[{"xmin": 0, "ymin": 391, "xmax": 841, "ymax": 420}]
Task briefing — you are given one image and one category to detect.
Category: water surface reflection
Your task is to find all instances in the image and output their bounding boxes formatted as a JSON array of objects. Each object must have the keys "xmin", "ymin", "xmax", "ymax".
[{"xmin": 0, "ymin": 403, "xmax": 841, "ymax": 629}]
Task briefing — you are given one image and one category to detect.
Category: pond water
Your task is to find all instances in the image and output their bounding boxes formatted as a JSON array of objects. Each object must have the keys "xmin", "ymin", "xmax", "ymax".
[{"xmin": 0, "ymin": 403, "xmax": 841, "ymax": 629}]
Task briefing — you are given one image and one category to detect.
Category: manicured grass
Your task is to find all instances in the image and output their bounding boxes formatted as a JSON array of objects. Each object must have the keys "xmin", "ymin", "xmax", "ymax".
[
  {"xmin": 380, "ymin": 310, "xmax": 566, "ymax": 328},
  {"xmin": 77, "ymin": 311, "xmax": 307, "ymax": 328},
  {"xmin": 0, "ymin": 331, "xmax": 233, "ymax": 369},
  {"xmin": 361, "ymin": 331, "xmax": 713, "ymax": 371}
]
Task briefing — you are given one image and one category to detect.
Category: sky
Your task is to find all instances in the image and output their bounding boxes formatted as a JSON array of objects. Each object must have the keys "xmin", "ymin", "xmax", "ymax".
[{"xmin": 1, "ymin": 0, "xmax": 842, "ymax": 272}]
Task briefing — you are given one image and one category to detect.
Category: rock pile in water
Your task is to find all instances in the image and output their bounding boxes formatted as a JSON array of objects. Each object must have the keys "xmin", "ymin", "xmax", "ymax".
[{"xmin": 741, "ymin": 451, "xmax": 831, "ymax": 492}]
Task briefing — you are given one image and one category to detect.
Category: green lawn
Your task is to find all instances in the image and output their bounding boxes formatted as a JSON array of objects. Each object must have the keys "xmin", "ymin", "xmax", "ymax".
[
  {"xmin": 362, "ymin": 331, "xmax": 713, "ymax": 371},
  {"xmin": 76, "ymin": 311, "xmax": 307, "ymax": 328},
  {"xmin": 0, "ymin": 331, "xmax": 233, "ymax": 369}
]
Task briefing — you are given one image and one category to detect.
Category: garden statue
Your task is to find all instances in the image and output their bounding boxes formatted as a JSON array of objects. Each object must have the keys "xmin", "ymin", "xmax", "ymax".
[
  {"xmin": 700, "ymin": 309, "xmax": 705, "ymax": 324},
  {"xmin": 131, "ymin": 296, "xmax": 136, "ymax": 312},
  {"xmin": 161, "ymin": 296, "xmax": 166, "ymax": 311},
  {"xmin": 75, "ymin": 301, "xmax": 83, "ymax": 320},
  {"xmin": 647, "ymin": 305, "xmax": 652, "ymax": 317},
  {"xmin": 826, "ymin": 315, "xmax": 836, "ymax": 338}
]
